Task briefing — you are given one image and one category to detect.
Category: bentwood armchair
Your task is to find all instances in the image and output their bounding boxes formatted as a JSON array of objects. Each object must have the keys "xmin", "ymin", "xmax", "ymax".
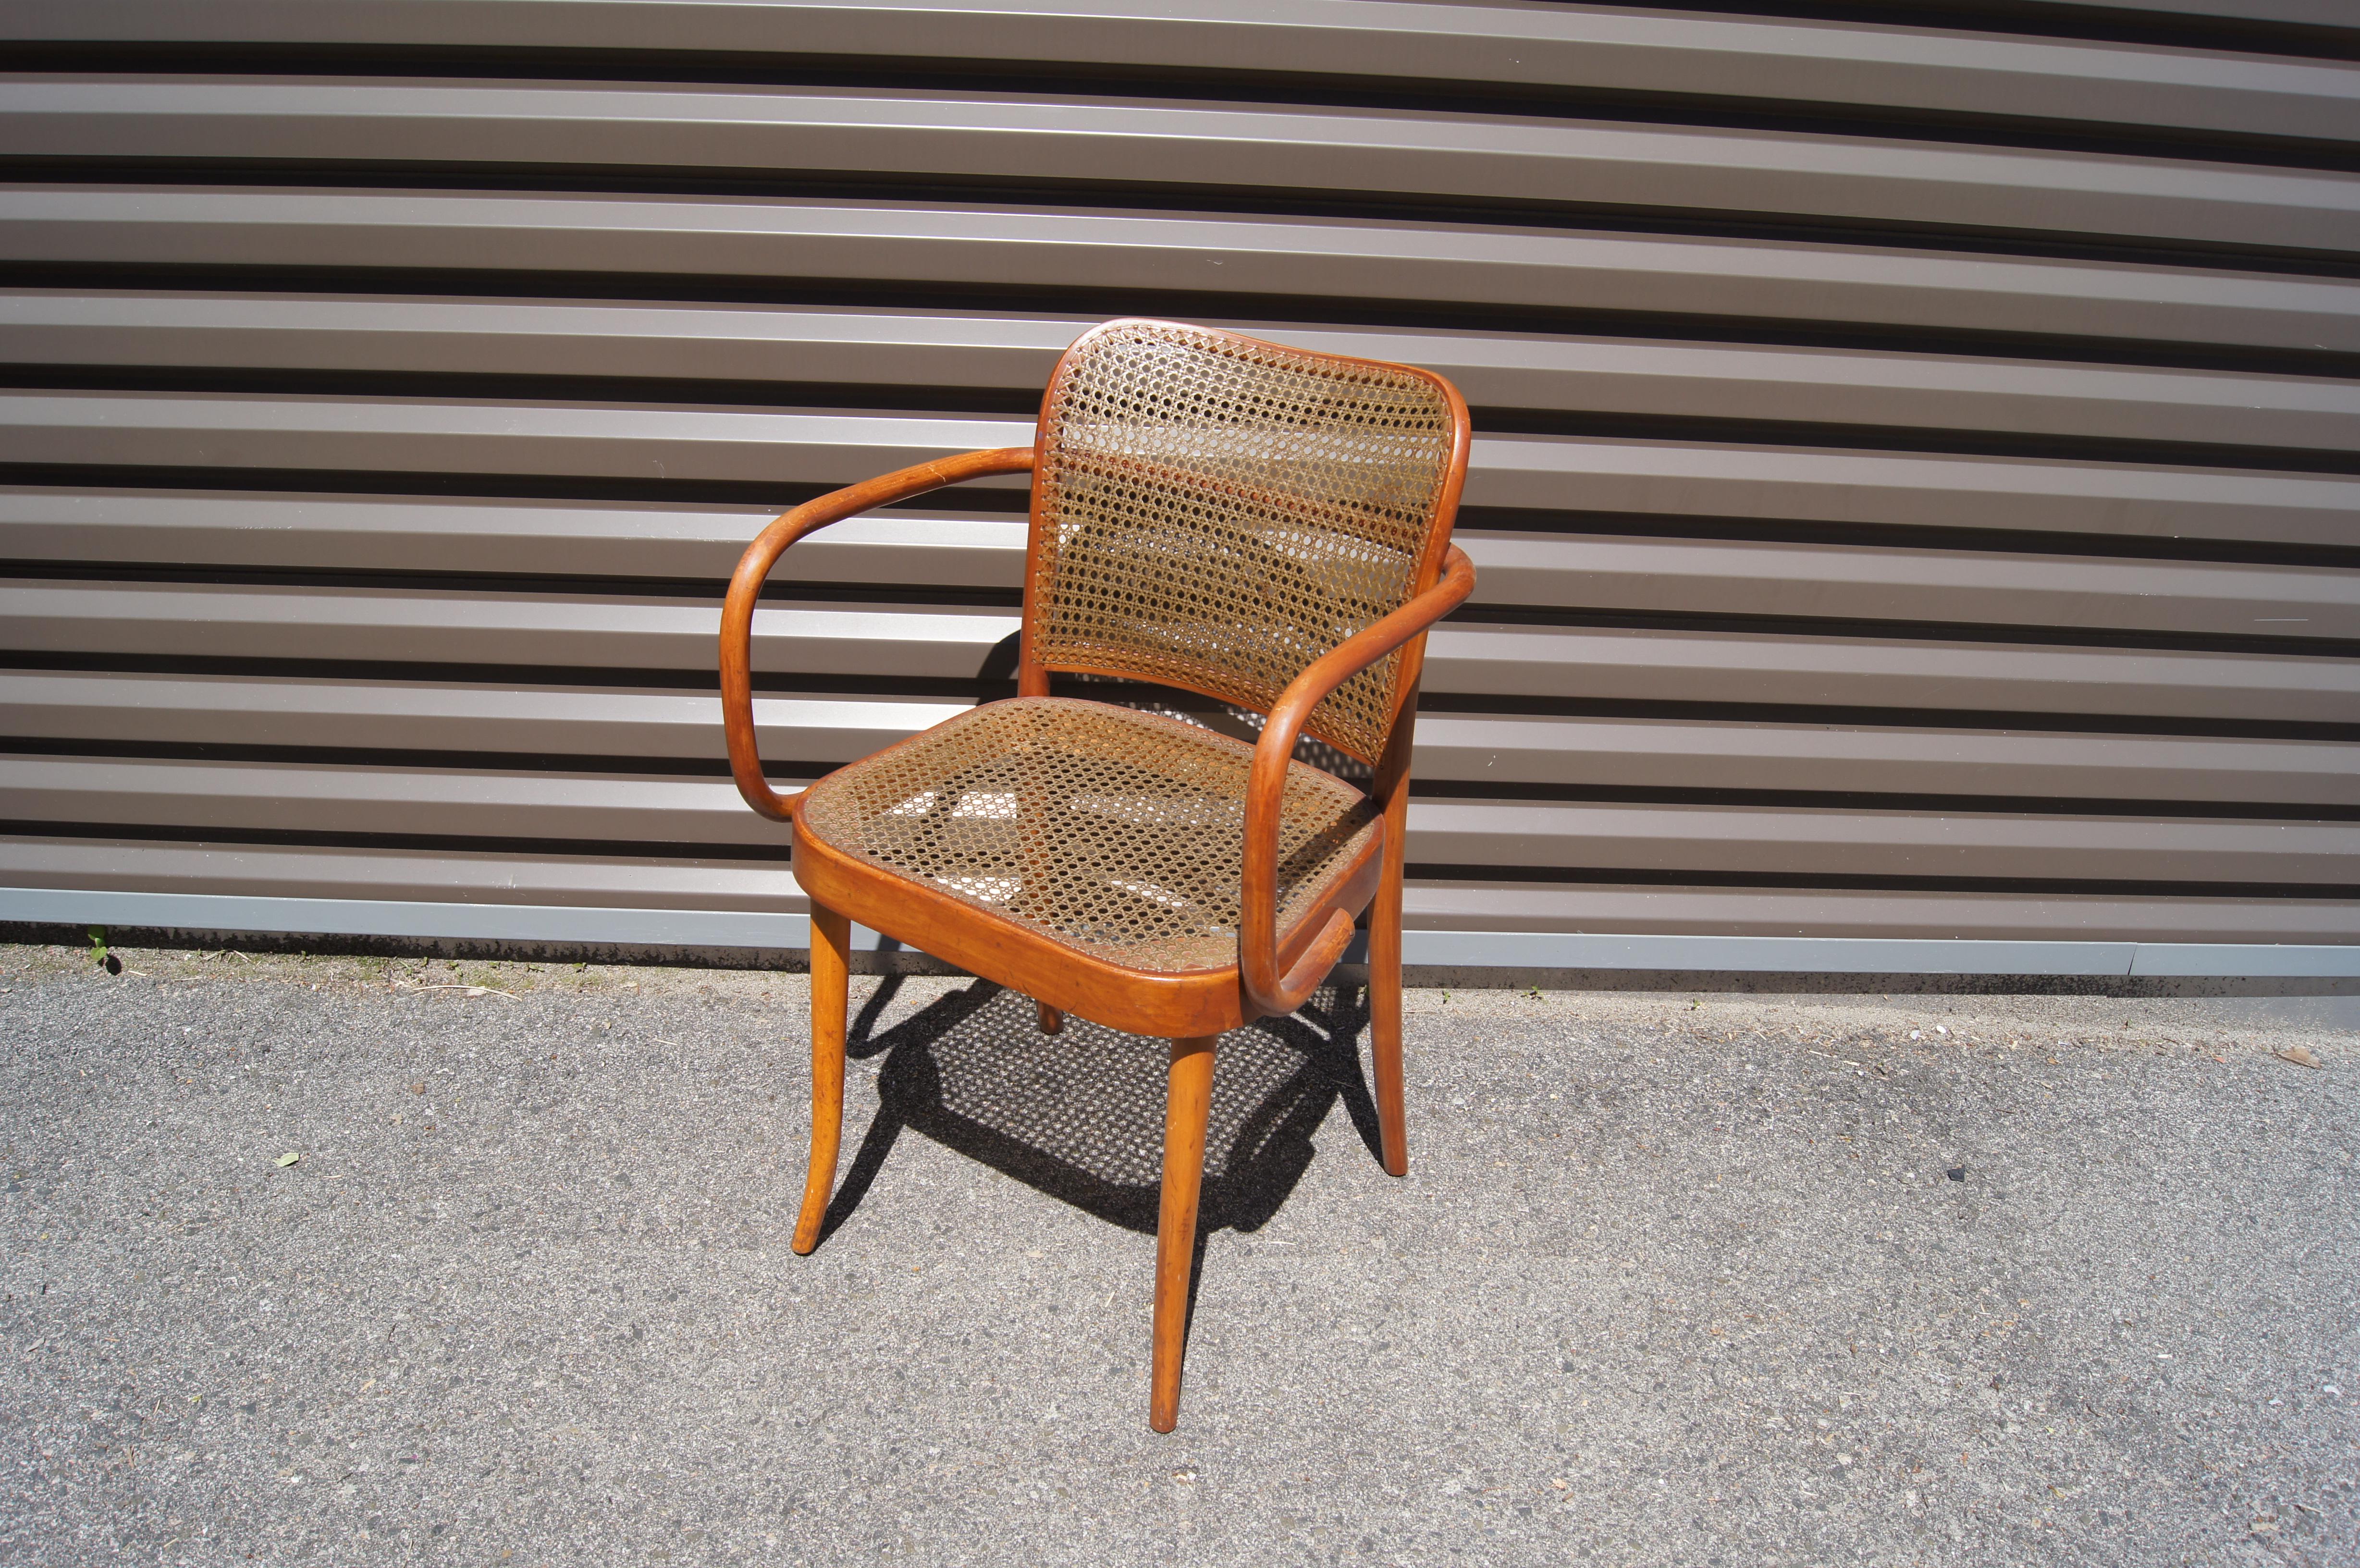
[{"xmin": 719, "ymin": 319, "xmax": 1474, "ymax": 1431}]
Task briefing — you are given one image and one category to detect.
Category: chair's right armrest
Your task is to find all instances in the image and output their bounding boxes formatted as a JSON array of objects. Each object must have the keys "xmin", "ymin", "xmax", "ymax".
[
  {"xmin": 1237, "ymin": 546, "xmax": 1476, "ymax": 1018},
  {"xmin": 720, "ymin": 445, "xmax": 1036, "ymax": 820}
]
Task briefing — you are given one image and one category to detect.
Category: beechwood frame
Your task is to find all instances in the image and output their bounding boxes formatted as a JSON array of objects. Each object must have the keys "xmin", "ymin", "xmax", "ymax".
[{"xmin": 719, "ymin": 320, "xmax": 1475, "ymax": 1430}]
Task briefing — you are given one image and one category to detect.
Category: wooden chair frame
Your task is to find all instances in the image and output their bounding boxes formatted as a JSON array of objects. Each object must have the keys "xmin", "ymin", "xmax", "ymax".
[{"xmin": 719, "ymin": 321, "xmax": 1473, "ymax": 1430}]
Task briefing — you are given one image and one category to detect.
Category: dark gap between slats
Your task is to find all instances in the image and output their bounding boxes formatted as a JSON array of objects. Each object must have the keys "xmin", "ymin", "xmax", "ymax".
[
  {"xmin": 8, "ymin": 263, "xmax": 2357, "ymax": 381},
  {"xmin": 8, "ymin": 161, "xmax": 2359, "ymax": 281}
]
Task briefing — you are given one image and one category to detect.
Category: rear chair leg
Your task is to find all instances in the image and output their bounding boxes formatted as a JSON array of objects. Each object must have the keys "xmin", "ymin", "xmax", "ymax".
[
  {"xmin": 1037, "ymin": 1001, "xmax": 1064, "ymax": 1034},
  {"xmin": 1368, "ymin": 831, "xmax": 1411, "ymax": 1178},
  {"xmin": 1150, "ymin": 1035, "xmax": 1217, "ymax": 1432},
  {"xmin": 793, "ymin": 904, "xmax": 851, "ymax": 1254}
]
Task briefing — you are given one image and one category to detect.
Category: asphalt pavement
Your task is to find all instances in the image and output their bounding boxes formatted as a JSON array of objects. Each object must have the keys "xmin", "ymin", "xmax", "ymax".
[{"xmin": 1, "ymin": 943, "xmax": 2354, "ymax": 1567}]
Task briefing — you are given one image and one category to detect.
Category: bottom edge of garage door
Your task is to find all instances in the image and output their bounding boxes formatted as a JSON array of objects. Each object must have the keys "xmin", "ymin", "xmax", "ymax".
[{"xmin": 1, "ymin": 886, "xmax": 2355, "ymax": 980}]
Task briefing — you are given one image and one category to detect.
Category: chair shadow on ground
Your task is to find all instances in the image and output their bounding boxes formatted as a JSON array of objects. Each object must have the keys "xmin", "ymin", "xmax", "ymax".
[{"xmin": 815, "ymin": 974, "xmax": 1385, "ymax": 1246}]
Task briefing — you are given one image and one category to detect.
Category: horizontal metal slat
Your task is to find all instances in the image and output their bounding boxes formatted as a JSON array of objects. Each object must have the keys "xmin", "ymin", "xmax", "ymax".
[
  {"xmin": 4, "ymin": 582, "xmax": 2350, "ymax": 723},
  {"xmin": 5, "ymin": 396, "xmax": 2356, "ymax": 551},
  {"xmin": 1407, "ymin": 714, "xmax": 2360, "ymax": 810},
  {"xmin": 8, "ymin": 490, "xmax": 2354, "ymax": 646},
  {"xmin": 14, "ymin": 81, "xmax": 2359, "ymax": 254},
  {"xmin": 7, "ymin": 188, "xmax": 2355, "ymax": 354},
  {"xmin": 2007, "ymin": 0, "xmax": 2347, "ymax": 30},
  {"xmin": 1423, "ymin": 625, "xmax": 2360, "ymax": 725},
  {"xmin": 5, "ymin": 672, "xmax": 2352, "ymax": 809},
  {"xmin": 0, "ymin": 487, "xmax": 1020, "ymax": 583},
  {"xmin": 0, "ymin": 832, "xmax": 804, "ymax": 910},
  {"xmin": 1408, "ymin": 799, "xmax": 2357, "ymax": 884},
  {"xmin": 0, "ymin": 671, "xmax": 966, "ymax": 770},
  {"xmin": 4, "ymin": 1, "xmax": 2349, "ymax": 144},
  {"xmin": 0, "ymin": 752, "xmax": 785, "ymax": 845},
  {"xmin": 4, "ymin": 834, "xmax": 2350, "ymax": 947},
  {"xmin": 1473, "ymin": 434, "xmax": 2360, "ymax": 551},
  {"xmin": 0, "ymin": 581, "xmax": 1018, "ymax": 678},
  {"xmin": 0, "ymin": 391, "xmax": 1034, "ymax": 494},
  {"xmin": 1397, "ymin": 881, "xmax": 2360, "ymax": 944},
  {"xmin": 0, "ymin": 754, "xmax": 2346, "ymax": 883},
  {"xmin": 1464, "ymin": 534, "xmax": 2360, "ymax": 642},
  {"xmin": 12, "ymin": 294, "xmax": 2360, "ymax": 457}
]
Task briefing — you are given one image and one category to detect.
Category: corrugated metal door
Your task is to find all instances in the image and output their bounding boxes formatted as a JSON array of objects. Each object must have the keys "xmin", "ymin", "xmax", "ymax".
[{"xmin": 1, "ymin": 0, "xmax": 2354, "ymax": 975}]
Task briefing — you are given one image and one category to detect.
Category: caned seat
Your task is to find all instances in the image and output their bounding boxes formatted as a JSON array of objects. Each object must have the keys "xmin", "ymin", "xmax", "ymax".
[
  {"xmin": 719, "ymin": 319, "xmax": 1474, "ymax": 1431},
  {"xmin": 798, "ymin": 697, "xmax": 1379, "ymax": 975}
]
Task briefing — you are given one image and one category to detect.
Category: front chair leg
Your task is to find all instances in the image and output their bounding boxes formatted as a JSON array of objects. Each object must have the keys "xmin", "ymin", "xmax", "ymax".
[
  {"xmin": 1150, "ymin": 1034, "xmax": 1218, "ymax": 1432},
  {"xmin": 793, "ymin": 903, "xmax": 851, "ymax": 1255}
]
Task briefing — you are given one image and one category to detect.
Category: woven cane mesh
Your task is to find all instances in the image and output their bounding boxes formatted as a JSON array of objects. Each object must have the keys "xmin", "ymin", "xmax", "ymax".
[
  {"xmin": 1031, "ymin": 320, "xmax": 1455, "ymax": 764},
  {"xmin": 798, "ymin": 698, "xmax": 1377, "ymax": 974}
]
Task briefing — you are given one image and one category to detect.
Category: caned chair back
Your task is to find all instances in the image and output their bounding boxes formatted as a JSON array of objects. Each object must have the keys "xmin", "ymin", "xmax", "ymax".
[{"xmin": 1023, "ymin": 319, "xmax": 1469, "ymax": 765}]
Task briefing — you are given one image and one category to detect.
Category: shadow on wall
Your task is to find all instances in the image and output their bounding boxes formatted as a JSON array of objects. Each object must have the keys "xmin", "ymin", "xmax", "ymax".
[{"xmin": 817, "ymin": 978, "xmax": 1382, "ymax": 1245}]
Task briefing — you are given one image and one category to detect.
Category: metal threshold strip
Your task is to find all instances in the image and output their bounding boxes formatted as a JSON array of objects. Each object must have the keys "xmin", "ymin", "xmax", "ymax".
[{"xmin": 0, "ymin": 886, "xmax": 2351, "ymax": 980}]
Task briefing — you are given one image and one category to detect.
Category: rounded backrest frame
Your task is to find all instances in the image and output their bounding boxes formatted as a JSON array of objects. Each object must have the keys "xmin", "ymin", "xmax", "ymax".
[{"xmin": 1016, "ymin": 319, "xmax": 1472, "ymax": 766}]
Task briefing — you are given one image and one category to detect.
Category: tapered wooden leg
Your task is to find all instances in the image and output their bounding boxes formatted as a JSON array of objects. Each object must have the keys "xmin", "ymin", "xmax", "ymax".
[
  {"xmin": 1150, "ymin": 1034, "xmax": 1217, "ymax": 1433},
  {"xmin": 1368, "ymin": 856, "xmax": 1409, "ymax": 1179},
  {"xmin": 793, "ymin": 903, "xmax": 851, "ymax": 1255},
  {"xmin": 1037, "ymin": 1001, "xmax": 1064, "ymax": 1035},
  {"xmin": 1370, "ymin": 758, "xmax": 1414, "ymax": 1177}
]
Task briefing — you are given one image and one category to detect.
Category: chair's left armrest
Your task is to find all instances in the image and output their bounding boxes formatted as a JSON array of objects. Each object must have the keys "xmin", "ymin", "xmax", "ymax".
[
  {"xmin": 1238, "ymin": 546, "xmax": 1477, "ymax": 1019},
  {"xmin": 721, "ymin": 446, "xmax": 1036, "ymax": 820}
]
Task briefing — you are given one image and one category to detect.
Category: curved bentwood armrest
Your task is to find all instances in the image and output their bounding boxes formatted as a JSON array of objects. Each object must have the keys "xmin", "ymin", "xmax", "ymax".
[
  {"xmin": 1238, "ymin": 546, "xmax": 1478, "ymax": 1020},
  {"xmin": 720, "ymin": 446, "xmax": 1037, "ymax": 821}
]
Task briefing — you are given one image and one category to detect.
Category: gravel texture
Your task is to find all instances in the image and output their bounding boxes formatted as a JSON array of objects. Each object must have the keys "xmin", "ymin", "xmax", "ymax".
[{"xmin": 1, "ymin": 943, "xmax": 2354, "ymax": 1567}]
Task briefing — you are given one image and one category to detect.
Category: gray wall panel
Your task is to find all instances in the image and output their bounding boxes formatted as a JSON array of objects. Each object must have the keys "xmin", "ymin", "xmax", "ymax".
[
  {"xmin": 10, "ymin": 189, "xmax": 2359, "ymax": 354},
  {"xmin": 10, "ymin": 837, "xmax": 2356, "ymax": 947},
  {"xmin": 9, "ymin": 2, "xmax": 2353, "ymax": 144},
  {"xmin": 9, "ymin": 673, "xmax": 2350, "ymax": 808},
  {"xmin": 2, "ymin": 756, "xmax": 2345, "ymax": 888},
  {"xmin": 1398, "ymin": 882, "xmax": 2360, "ymax": 945},
  {"xmin": 6, "ymin": 490, "xmax": 2352, "ymax": 648},
  {"xmin": 9, "ymin": 583, "xmax": 2351, "ymax": 724},
  {"xmin": 0, "ymin": 584, "xmax": 1020, "ymax": 679},
  {"xmin": 1420, "ymin": 627, "xmax": 2359, "ymax": 725},
  {"xmin": 0, "ymin": 488, "xmax": 1023, "ymax": 584},
  {"xmin": 18, "ymin": 81, "xmax": 2360, "ymax": 253},
  {"xmin": 0, "ymin": 833, "xmax": 804, "ymax": 911},
  {"xmin": 12, "ymin": 295, "xmax": 2360, "ymax": 455},
  {"xmin": 1462, "ymin": 535, "xmax": 2360, "ymax": 641},
  {"xmin": 0, "ymin": 2, "xmax": 2350, "ymax": 962},
  {"xmin": 4, "ymin": 396, "xmax": 2353, "ymax": 549}
]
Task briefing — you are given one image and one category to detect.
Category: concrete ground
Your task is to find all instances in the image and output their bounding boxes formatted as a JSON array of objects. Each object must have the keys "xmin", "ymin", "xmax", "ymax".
[{"xmin": 0, "ymin": 942, "xmax": 2353, "ymax": 1568}]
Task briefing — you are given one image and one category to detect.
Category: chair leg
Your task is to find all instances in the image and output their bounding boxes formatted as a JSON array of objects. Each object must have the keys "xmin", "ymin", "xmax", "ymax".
[
  {"xmin": 1037, "ymin": 1001, "xmax": 1064, "ymax": 1035},
  {"xmin": 793, "ymin": 903, "xmax": 851, "ymax": 1255},
  {"xmin": 1150, "ymin": 1034, "xmax": 1217, "ymax": 1433},
  {"xmin": 1369, "ymin": 838, "xmax": 1411, "ymax": 1178}
]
